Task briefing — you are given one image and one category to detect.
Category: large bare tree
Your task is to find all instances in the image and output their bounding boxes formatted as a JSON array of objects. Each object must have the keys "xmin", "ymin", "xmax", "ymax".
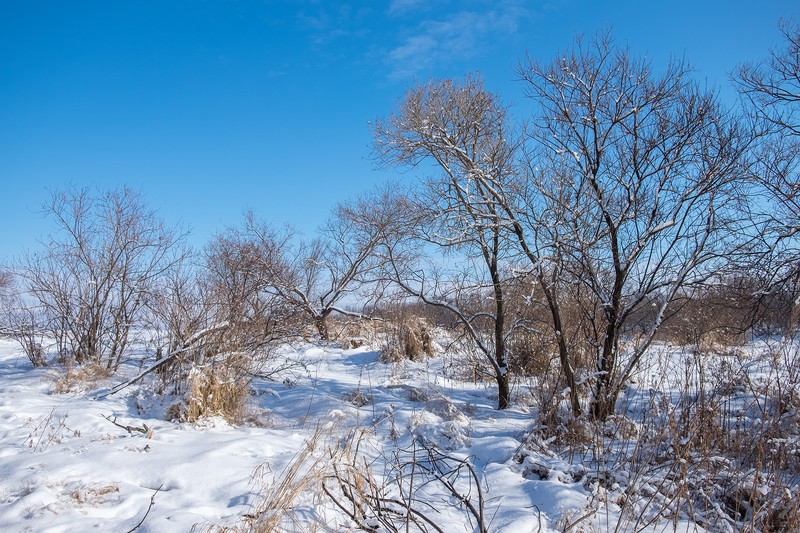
[
  {"xmin": 513, "ymin": 32, "xmax": 750, "ymax": 419},
  {"xmin": 374, "ymin": 75, "xmax": 519, "ymax": 409}
]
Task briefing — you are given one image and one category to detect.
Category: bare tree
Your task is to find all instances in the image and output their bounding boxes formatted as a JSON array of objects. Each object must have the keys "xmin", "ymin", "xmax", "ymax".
[
  {"xmin": 0, "ymin": 270, "xmax": 48, "ymax": 367},
  {"xmin": 736, "ymin": 22, "xmax": 800, "ymax": 332},
  {"xmin": 514, "ymin": 32, "xmax": 750, "ymax": 419},
  {"xmin": 14, "ymin": 187, "xmax": 186, "ymax": 371},
  {"xmin": 0, "ymin": 269, "xmax": 11, "ymax": 337},
  {"xmin": 735, "ymin": 20, "xmax": 800, "ymax": 135},
  {"xmin": 374, "ymin": 75, "xmax": 519, "ymax": 409},
  {"xmin": 242, "ymin": 195, "xmax": 387, "ymax": 341}
]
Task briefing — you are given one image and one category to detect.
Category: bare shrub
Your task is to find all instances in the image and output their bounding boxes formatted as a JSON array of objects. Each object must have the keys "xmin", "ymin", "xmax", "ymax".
[
  {"xmin": 0, "ymin": 273, "xmax": 49, "ymax": 367},
  {"xmin": 14, "ymin": 187, "xmax": 185, "ymax": 372},
  {"xmin": 149, "ymin": 230, "xmax": 306, "ymax": 405}
]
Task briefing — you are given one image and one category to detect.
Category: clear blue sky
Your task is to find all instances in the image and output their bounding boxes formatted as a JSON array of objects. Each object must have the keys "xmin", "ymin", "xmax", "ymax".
[{"xmin": 2, "ymin": 1, "xmax": 798, "ymax": 261}]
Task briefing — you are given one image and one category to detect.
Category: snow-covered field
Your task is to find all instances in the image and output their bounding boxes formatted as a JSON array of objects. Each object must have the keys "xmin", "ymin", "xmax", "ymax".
[
  {"xmin": 0, "ymin": 337, "xmax": 795, "ymax": 532},
  {"xmin": 0, "ymin": 338, "xmax": 585, "ymax": 532}
]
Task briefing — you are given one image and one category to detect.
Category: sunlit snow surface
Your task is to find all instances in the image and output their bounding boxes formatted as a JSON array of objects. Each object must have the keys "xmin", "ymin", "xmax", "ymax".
[{"xmin": 0, "ymin": 338, "xmax": 728, "ymax": 532}]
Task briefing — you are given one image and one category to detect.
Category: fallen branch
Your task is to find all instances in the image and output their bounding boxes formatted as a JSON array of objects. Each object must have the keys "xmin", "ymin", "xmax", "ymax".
[
  {"xmin": 93, "ymin": 352, "xmax": 180, "ymax": 400},
  {"xmin": 103, "ymin": 414, "xmax": 150, "ymax": 436},
  {"xmin": 93, "ymin": 322, "xmax": 231, "ymax": 399}
]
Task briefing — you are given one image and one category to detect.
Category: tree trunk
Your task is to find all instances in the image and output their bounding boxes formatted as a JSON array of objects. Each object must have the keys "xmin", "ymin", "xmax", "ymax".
[
  {"xmin": 496, "ymin": 369, "xmax": 510, "ymax": 410},
  {"xmin": 490, "ymin": 228, "xmax": 510, "ymax": 410},
  {"xmin": 314, "ymin": 312, "xmax": 330, "ymax": 341},
  {"xmin": 590, "ymin": 321, "xmax": 619, "ymax": 421},
  {"xmin": 590, "ymin": 381, "xmax": 621, "ymax": 422},
  {"xmin": 541, "ymin": 282, "xmax": 581, "ymax": 417}
]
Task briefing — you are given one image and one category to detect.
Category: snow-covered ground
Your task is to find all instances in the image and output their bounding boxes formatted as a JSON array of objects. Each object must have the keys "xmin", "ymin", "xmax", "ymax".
[
  {"xmin": 0, "ymin": 337, "xmax": 794, "ymax": 532},
  {"xmin": 0, "ymin": 338, "xmax": 586, "ymax": 532}
]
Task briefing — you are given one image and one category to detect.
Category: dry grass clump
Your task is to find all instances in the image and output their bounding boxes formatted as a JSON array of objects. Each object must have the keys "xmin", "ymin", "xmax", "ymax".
[
  {"xmin": 167, "ymin": 357, "xmax": 252, "ymax": 425},
  {"xmin": 340, "ymin": 389, "xmax": 371, "ymax": 407},
  {"xmin": 53, "ymin": 363, "xmax": 111, "ymax": 393},
  {"xmin": 199, "ymin": 427, "xmax": 331, "ymax": 533},
  {"xmin": 379, "ymin": 317, "xmax": 434, "ymax": 363}
]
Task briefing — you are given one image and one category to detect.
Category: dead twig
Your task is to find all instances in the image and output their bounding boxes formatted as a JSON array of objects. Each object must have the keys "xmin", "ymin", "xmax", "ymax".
[{"xmin": 126, "ymin": 484, "xmax": 162, "ymax": 533}]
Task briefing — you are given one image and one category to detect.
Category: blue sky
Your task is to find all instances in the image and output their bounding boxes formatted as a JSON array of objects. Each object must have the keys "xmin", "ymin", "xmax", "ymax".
[{"xmin": 1, "ymin": 1, "xmax": 798, "ymax": 261}]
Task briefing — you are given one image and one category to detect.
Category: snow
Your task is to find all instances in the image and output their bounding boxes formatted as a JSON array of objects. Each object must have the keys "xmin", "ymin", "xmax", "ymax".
[
  {"xmin": 0, "ymin": 339, "xmax": 571, "ymax": 531},
  {"xmin": 0, "ymin": 337, "xmax": 795, "ymax": 531}
]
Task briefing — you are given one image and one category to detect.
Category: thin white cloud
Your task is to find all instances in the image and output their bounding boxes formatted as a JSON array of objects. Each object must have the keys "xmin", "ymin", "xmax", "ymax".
[
  {"xmin": 390, "ymin": 34, "xmax": 438, "ymax": 66},
  {"xmin": 385, "ymin": 2, "xmax": 529, "ymax": 81},
  {"xmin": 388, "ymin": 0, "xmax": 427, "ymax": 15},
  {"xmin": 295, "ymin": 3, "xmax": 375, "ymax": 47}
]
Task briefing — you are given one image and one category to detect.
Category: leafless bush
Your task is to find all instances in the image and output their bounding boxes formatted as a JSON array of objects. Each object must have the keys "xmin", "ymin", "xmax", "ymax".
[
  {"xmin": 149, "ymin": 230, "xmax": 306, "ymax": 405},
  {"xmin": 1, "ymin": 302, "xmax": 48, "ymax": 367},
  {"xmin": 13, "ymin": 187, "xmax": 185, "ymax": 372},
  {"xmin": 0, "ymin": 272, "xmax": 49, "ymax": 367}
]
